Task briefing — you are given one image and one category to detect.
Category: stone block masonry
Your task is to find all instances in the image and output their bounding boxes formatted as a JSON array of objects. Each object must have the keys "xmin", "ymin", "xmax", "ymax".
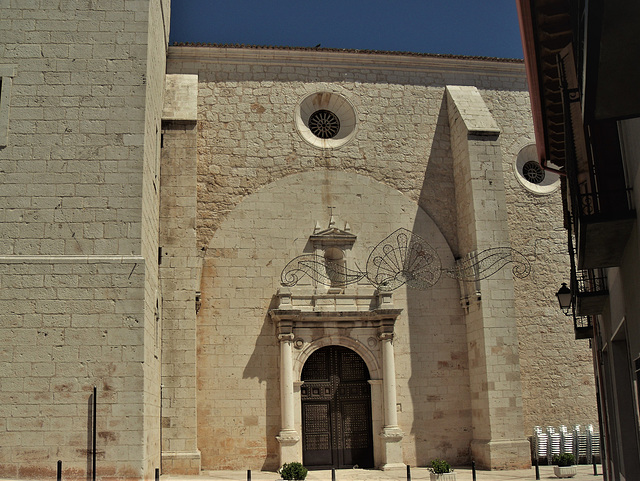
[
  {"xmin": 159, "ymin": 114, "xmax": 201, "ymax": 473},
  {"xmin": 0, "ymin": 256, "xmax": 146, "ymax": 479},
  {"xmin": 0, "ymin": 0, "xmax": 171, "ymax": 479}
]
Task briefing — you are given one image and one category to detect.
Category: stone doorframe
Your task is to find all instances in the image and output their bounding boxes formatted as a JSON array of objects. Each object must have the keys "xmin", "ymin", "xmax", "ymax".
[{"xmin": 268, "ymin": 287, "xmax": 404, "ymax": 470}]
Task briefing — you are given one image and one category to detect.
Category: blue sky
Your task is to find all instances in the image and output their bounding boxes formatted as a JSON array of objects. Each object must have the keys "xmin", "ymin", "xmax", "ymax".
[{"xmin": 169, "ymin": 0, "xmax": 524, "ymax": 59}]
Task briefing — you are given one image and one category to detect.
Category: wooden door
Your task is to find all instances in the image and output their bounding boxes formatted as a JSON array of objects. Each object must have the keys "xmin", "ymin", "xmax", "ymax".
[{"xmin": 301, "ymin": 346, "xmax": 374, "ymax": 469}]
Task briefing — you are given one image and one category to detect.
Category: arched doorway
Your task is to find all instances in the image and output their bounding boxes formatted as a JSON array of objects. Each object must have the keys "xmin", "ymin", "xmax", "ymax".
[{"xmin": 301, "ymin": 346, "xmax": 374, "ymax": 469}]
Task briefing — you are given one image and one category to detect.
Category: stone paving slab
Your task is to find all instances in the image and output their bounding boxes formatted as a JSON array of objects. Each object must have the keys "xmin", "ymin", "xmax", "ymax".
[{"xmin": 162, "ymin": 465, "xmax": 603, "ymax": 481}]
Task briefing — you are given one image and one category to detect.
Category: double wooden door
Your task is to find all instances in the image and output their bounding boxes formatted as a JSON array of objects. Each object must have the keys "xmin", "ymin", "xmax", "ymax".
[{"xmin": 301, "ymin": 346, "xmax": 374, "ymax": 469}]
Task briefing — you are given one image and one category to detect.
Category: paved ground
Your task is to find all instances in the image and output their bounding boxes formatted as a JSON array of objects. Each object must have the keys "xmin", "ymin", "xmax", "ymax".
[
  {"xmin": 162, "ymin": 465, "xmax": 603, "ymax": 481},
  {"xmin": 0, "ymin": 464, "xmax": 603, "ymax": 480}
]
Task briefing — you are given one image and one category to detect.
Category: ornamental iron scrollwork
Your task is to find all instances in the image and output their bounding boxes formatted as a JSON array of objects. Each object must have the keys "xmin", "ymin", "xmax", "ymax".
[
  {"xmin": 280, "ymin": 228, "xmax": 530, "ymax": 291},
  {"xmin": 365, "ymin": 228, "xmax": 441, "ymax": 291},
  {"xmin": 447, "ymin": 247, "xmax": 531, "ymax": 282},
  {"xmin": 280, "ymin": 254, "xmax": 366, "ymax": 288}
]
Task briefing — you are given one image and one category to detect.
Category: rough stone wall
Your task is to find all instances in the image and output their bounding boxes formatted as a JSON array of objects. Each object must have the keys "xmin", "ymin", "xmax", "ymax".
[
  {"xmin": 162, "ymin": 47, "xmax": 599, "ymax": 469},
  {"xmin": 483, "ymin": 91, "xmax": 599, "ymax": 435},
  {"xmin": 166, "ymin": 50, "xmax": 532, "ymax": 257},
  {"xmin": 0, "ymin": 0, "xmax": 169, "ymax": 478}
]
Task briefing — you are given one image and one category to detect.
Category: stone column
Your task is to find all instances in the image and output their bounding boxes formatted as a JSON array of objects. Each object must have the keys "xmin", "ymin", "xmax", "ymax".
[
  {"xmin": 276, "ymin": 322, "xmax": 300, "ymax": 463},
  {"xmin": 379, "ymin": 327, "xmax": 404, "ymax": 470},
  {"xmin": 381, "ymin": 333, "xmax": 398, "ymax": 429}
]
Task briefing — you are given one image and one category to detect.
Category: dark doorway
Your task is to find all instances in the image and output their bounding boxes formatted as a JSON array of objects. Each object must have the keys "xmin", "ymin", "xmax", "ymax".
[{"xmin": 301, "ymin": 345, "xmax": 374, "ymax": 469}]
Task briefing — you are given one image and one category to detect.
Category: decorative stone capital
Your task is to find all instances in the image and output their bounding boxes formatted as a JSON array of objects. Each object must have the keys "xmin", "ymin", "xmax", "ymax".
[
  {"xmin": 377, "ymin": 317, "xmax": 395, "ymax": 341},
  {"xmin": 276, "ymin": 318, "xmax": 295, "ymax": 340},
  {"xmin": 378, "ymin": 331, "xmax": 394, "ymax": 342},
  {"xmin": 379, "ymin": 426, "xmax": 404, "ymax": 441},
  {"xmin": 276, "ymin": 430, "xmax": 300, "ymax": 445}
]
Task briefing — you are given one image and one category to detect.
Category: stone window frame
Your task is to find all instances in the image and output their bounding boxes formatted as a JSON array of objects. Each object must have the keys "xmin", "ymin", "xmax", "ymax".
[
  {"xmin": 514, "ymin": 143, "xmax": 561, "ymax": 195},
  {"xmin": 295, "ymin": 91, "xmax": 358, "ymax": 149},
  {"xmin": 0, "ymin": 65, "xmax": 16, "ymax": 148}
]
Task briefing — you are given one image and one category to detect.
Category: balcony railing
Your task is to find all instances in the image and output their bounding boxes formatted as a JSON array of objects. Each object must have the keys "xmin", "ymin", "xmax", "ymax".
[
  {"xmin": 578, "ymin": 187, "xmax": 634, "ymax": 217},
  {"xmin": 566, "ymin": 221, "xmax": 605, "ymax": 339},
  {"xmin": 574, "ymin": 187, "xmax": 636, "ymax": 268},
  {"xmin": 576, "ymin": 269, "xmax": 606, "ymax": 292},
  {"xmin": 574, "ymin": 268, "xmax": 608, "ymax": 316},
  {"xmin": 574, "ymin": 315, "xmax": 594, "ymax": 340}
]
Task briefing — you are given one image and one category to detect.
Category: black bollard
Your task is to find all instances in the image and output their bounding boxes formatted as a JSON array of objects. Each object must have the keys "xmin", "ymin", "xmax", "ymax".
[
  {"xmin": 472, "ymin": 460, "xmax": 476, "ymax": 481},
  {"xmin": 247, "ymin": 469, "xmax": 251, "ymax": 481},
  {"xmin": 92, "ymin": 386, "xmax": 97, "ymax": 481},
  {"xmin": 534, "ymin": 457, "xmax": 540, "ymax": 480},
  {"xmin": 331, "ymin": 467, "xmax": 336, "ymax": 481},
  {"xmin": 592, "ymin": 456, "xmax": 597, "ymax": 476},
  {"xmin": 57, "ymin": 460, "xmax": 62, "ymax": 481},
  {"xmin": 155, "ymin": 468, "xmax": 159, "ymax": 481},
  {"xmin": 406, "ymin": 464, "xmax": 411, "ymax": 481}
]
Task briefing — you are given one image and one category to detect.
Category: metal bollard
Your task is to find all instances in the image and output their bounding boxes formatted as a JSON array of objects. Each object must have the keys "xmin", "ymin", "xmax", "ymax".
[
  {"xmin": 534, "ymin": 457, "xmax": 540, "ymax": 480},
  {"xmin": 472, "ymin": 460, "xmax": 476, "ymax": 481},
  {"xmin": 57, "ymin": 460, "xmax": 62, "ymax": 481},
  {"xmin": 92, "ymin": 386, "xmax": 97, "ymax": 481},
  {"xmin": 155, "ymin": 468, "xmax": 160, "ymax": 481},
  {"xmin": 331, "ymin": 467, "xmax": 336, "ymax": 481},
  {"xmin": 406, "ymin": 464, "xmax": 411, "ymax": 481},
  {"xmin": 592, "ymin": 456, "xmax": 597, "ymax": 476},
  {"xmin": 247, "ymin": 469, "xmax": 251, "ymax": 481}
]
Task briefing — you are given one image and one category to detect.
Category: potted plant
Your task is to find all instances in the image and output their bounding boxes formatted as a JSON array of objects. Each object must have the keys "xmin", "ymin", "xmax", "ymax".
[
  {"xmin": 278, "ymin": 462, "xmax": 308, "ymax": 481},
  {"xmin": 552, "ymin": 453, "xmax": 577, "ymax": 478},
  {"xmin": 428, "ymin": 458, "xmax": 456, "ymax": 481}
]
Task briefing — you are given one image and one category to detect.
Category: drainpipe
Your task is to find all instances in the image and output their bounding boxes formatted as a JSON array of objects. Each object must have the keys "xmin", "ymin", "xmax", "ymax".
[{"xmin": 541, "ymin": 158, "xmax": 566, "ymax": 176}]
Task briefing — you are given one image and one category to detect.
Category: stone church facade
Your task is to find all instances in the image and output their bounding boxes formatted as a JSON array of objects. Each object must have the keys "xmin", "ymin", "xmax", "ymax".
[{"xmin": 0, "ymin": 2, "xmax": 596, "ymax": 479}]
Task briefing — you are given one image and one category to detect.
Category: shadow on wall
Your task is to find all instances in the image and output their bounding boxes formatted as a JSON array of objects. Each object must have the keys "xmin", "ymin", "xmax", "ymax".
[
  {"xmin": 407, "ymin": 95, "xmax": 472, "ymax": 466},
  {"xmin": 243, "ymin": 296, "xmax": 280, "ymax": 471},
  {"xmin": 417, "ymin": 96, "xmax": 458, "ymax": 257}
]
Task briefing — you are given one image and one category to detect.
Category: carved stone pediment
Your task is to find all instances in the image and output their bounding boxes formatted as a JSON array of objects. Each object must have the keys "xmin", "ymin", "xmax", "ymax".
[
  {"xmin": 309, "ymin": 226, "xmax": 357, "ymax": 248},
  {"xmin": 269, "ymin": 287, "xmax": 401, "ymax": 338}
]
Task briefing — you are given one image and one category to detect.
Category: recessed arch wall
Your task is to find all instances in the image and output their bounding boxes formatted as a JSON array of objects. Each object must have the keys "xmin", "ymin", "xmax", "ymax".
[{"xmin": 196, "ymin": 169, "xmax": 467, "ymax": 470}]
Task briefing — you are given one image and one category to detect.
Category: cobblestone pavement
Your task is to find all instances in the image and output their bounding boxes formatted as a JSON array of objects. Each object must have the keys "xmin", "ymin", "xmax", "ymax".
[{"xmin": 162, "ymin": 464, "xmax": 603, "ymax": 481}]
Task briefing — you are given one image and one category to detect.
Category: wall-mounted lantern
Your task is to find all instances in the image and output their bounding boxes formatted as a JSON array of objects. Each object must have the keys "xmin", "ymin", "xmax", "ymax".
[{"xmin": 555, "ymin": 282, "xmax": 572, "ymax": 316}]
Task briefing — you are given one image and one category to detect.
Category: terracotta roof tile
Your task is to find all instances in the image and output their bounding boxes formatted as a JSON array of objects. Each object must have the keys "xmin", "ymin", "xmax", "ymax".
[{"xmin": 171, "ymin": 42, "xmax": 524, "ymax": 63}]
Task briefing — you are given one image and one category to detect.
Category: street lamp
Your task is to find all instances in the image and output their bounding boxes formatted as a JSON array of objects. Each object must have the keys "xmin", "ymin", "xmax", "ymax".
[{"xmin": 555, "ymin": 282, "xmax": 572, "ymax": 316}]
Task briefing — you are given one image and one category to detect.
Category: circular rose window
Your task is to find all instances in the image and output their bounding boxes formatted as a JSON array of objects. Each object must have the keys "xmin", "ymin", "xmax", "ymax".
[
  {"xmin": 295, "ymin": 91, "xmax": 357, "ymax": 149},
  {"xmin": 514, "ymin": 144, "xmax": 560, "ymax": 194}
]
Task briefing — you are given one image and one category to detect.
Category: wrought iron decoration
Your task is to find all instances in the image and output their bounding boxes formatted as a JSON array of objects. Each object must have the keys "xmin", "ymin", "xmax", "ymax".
[
  {"xmin": 365, "ymin": 229, "xmax": 441, "ymax": 291},
  {"xmin": 280, "ymin": 228, "xmax": 531, "ymax": 291},
  {"xmin": 281, "ymin": 254, "xmax": 366, "ymax": 288},
  {"xmin": 447, "ymin": 247, "xmax": 531, "ymax": 282}
]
